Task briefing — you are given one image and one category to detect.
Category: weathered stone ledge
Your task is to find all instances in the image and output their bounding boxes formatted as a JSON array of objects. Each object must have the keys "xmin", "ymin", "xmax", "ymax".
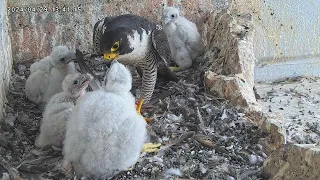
[
  {"xmin": 203, "ymin": 9, "xmax": 260, "ymax": 113},
  {"xmin": 203, "ymin": 9, "xmax": 320, "ymax": 179},
  {"xmin": 262, "ymin": 143, "xmax": 320, "ymax": 180}
]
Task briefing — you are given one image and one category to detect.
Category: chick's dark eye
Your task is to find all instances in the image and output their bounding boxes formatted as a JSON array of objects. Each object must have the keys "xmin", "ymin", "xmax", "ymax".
[
  {"xmin": 73, "ymin": 80, "xmax": 79, "ymax": 85},
  {"xmin": 171, "ymin": 14, "xmax": 175, "ymax": 18},
  {"xmin": 60, "ymin": 58, "xmax": 65, "ymax": 62}
]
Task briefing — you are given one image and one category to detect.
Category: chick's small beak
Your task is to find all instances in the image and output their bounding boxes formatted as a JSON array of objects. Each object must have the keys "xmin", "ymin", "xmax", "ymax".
[
  {"xmin": 111, "ymin": 60, "xmax": 119, "ymax": 65},
  {"xmin": 70, "ymin": 54, "xmax": 77, "ymax": 60},
  {"xmin": 104, "ymin": 53, "xmax": 119, "ymax": 61},
  {"xmin": 84, "ymin": 73, "xmax": 94, "ymax": 81},
  {"xmin": 79, "ymin": 74, "xmax": 93, "ymax": 87},
  {"xmin": 67, "ymin": 52, "xmax": 77, "ymax": 62},
  {"xmin": 163, "ymin": 17, "xmax": 171, "ymax": 25}
]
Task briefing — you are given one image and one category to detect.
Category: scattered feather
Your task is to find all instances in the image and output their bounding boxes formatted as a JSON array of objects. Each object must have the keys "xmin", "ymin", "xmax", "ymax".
[{"xmin": 164, "ymin": 168, "xmax": 183, "ymax": 177}]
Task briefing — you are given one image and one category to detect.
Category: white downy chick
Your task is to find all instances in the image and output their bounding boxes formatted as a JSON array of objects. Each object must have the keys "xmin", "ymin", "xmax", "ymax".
[
  {"xmin": 29, "ymin": 56, "xmax": 51, "ymax": 74},
  {"xmin": 104, "ymin": 60, "xmax": 136, "ymax": 107},
  {"xmin": 35, "ymin": 73, "xmax": 93, "ymax": 148},
  {"xmin": 63, "ymin": 61, "xmax": 147, "ymax": 179},
  {"xmin": 25, "ymin": 46, "xmax": 76, "ymax": 104},
  {"xmin": 162, "ymin": 6, "xmax": 205, "ymax": 69}
]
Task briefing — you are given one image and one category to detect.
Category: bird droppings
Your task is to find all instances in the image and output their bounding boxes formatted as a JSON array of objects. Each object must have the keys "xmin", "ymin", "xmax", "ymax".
[
  {"xmin": 0, "ymin": 53, "xmax": 267, "ymax": 179},
  {"xmin": 255, "ymin": 77, "xmax": 320, "ymax": 145}
]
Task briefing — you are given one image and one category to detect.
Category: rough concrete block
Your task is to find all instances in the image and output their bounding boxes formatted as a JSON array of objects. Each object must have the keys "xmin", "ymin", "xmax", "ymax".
[
  {"xmin": 262, "ymin": 143, "xmax": 320, "ymax": 180},
  {"xmin": 248, "ymin": 111, "xmax": 286, "ymax": 154},
  {"xmin": 0, "ymin": 0, "xmax": 13, "ymax": 120},
  {"xmin": 202, "ymin": 9, "xmax": 320, "ymax": 180},
  {"xmin": 203, "ymin": 10, "xmax": 259, "ymax": 112},
  {"xmin": 204, "ymin": 71, "xmax": 260, "ymax": 112}
]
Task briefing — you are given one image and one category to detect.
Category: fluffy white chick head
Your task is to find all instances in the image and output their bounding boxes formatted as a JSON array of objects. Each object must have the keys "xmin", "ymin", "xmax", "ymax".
[
  {"xmin": 162, "ymin": 6, "xmax": 180, "ymax": 25},
  {"xmin": 50, "ymin": 45, "xmax": 75, "ymax": 68},
  {"xmin": 104, "ymin": 60, "xmax": 132, "ymax": 94},
  {"xmin": 62, "ymin": 73, "xmax": 93, "ymax": 98}
]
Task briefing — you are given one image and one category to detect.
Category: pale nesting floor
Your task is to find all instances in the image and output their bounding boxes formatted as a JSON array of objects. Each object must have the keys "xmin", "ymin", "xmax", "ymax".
[{"xmin": 255, "ymin": 77, "xmax": 320, "ymax": 144}]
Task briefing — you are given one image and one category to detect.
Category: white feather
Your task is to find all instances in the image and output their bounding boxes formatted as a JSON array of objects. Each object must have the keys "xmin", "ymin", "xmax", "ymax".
[
  {"xmin": 165, "ymin": 168, "xmax": 183, "ymax": 177},
  {"xmin": 117, "ymin": 30, "xmax": 151, "ymax": 65}
]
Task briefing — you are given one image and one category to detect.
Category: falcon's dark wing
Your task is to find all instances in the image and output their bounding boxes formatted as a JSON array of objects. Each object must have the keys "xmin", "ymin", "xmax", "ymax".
[{"xmin": 151, "ymin": 25, "xmax": 179, "ymax": 82}]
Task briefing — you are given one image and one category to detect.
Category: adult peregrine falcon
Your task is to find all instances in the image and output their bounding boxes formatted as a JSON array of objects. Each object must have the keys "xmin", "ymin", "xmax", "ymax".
[{"xmin": 93, "ymin": 14, "xmax": 178, "ymax": 116}]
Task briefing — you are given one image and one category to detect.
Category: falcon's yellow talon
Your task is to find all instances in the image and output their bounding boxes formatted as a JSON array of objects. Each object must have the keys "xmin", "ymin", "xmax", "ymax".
[
  {"xmin": 141, "ymin": 143, "xmax": 161, "ymax": 153},
  {"xmin": 145, "ymin": 117, "xmax": 152, "ymax": 123},
  {"xmin": 136, "ymin": 99, "xmax": 152, "ymax": 123},
  {"xmin": 169, "ymin": 66, "xmax": 182, "ymax": 72},
  {"xmin": 136, "ymin": 99, "xmax": 144, "ymax": 115}
]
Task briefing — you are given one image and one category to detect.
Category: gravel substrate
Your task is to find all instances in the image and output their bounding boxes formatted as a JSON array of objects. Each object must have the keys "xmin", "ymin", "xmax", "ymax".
[
  {"xmin": 256, "ymin": 77, "xmax": 320, "ymax": 145},
  {"xmin": 0, "ymin": 54, "xmax": 267, "ymax": 179}
]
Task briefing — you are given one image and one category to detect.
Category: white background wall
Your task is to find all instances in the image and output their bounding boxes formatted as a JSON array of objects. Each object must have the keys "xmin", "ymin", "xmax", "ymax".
[{"xmin": 253, "ymin": 0, "xmax": 320, "ymax": 82}]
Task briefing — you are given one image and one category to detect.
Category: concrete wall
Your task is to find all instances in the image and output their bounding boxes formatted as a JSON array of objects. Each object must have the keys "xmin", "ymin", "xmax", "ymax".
[
  {"xmin": 0, "ymin": 0, "xmax": 13, "ymax": 119},
  {"xmin": 252, "ymin": 0, "xmax": 320, "ymax": 82},
  {"xmin": 9, "ymin": 0, "xmax": 318, "ymax": 82},
  {"xmin": 253, "ymin": 0, "xmax": 320, "ymax": 63},
  {"xmin": 229, "ymin": 0, "xmax": 320, "ymax": 82},
  {"xmin": 7, "ymin": 0, "xmax": 227, "ymax": 63}
]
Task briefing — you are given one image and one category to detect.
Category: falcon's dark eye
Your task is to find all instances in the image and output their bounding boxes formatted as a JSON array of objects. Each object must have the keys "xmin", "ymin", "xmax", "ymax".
[
  {"xmin": 112, "ymin": 43, "xmax": 119, "ymax": 49},
  {"xmin": 171, "ymin": 14, "xmax": 175, "ymax": 18},
  {"xmin": 73, "ymin": 80, "xmax": 79, "ymax": 85},
  {"xmin": 111, "ymin": 41, "xmax": 120, "ymax": 52},
  {"xmin": 60, "ymin": 58, "xmax": 65, "ymax": 62}
]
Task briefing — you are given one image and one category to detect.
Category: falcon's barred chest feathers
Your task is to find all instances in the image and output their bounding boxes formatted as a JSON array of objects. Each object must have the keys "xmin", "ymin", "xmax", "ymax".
[{"xmin": 93, "ymin": 14, "xmax": 177, "ymax": 108}]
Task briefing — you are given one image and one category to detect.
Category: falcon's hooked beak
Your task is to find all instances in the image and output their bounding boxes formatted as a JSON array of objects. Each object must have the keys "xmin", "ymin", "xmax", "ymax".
[
  {"xmin": 104, "ymin": 41, "xmax": 120, "ymax": 61},
  {"xmin": 104, "ymin": 52, "xmax": 119, "ymax": 61}
]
